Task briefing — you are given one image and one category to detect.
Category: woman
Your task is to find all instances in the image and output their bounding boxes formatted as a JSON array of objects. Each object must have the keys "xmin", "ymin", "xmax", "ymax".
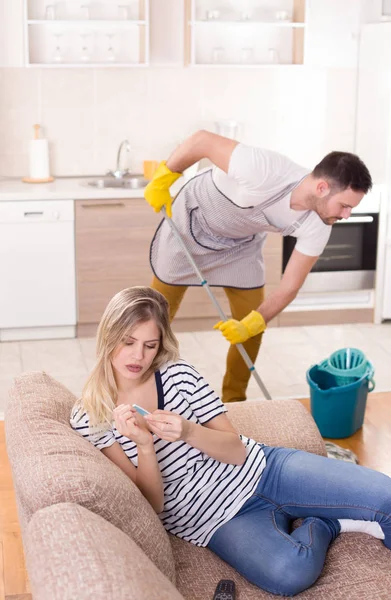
[{"xmin": 71, "ymin": 286, "xmax": 390, "ymax": 597}]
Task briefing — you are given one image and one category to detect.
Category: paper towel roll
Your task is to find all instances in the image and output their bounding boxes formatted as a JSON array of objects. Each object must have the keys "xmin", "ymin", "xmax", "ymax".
[{"xmin": 29, "ymin": 139, "xmax": 50, "ymax": 179}]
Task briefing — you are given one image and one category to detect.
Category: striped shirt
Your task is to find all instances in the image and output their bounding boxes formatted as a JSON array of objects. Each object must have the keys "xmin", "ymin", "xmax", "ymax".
[{"xmin": 70, "ymin": 360, "xmax": 266, "ymax": 546}]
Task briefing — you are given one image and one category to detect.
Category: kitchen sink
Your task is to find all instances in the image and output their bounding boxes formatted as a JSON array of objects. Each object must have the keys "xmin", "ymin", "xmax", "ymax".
[{"xmin": 85, "ymin": 175, "xmax": 148, "ymax": 189}]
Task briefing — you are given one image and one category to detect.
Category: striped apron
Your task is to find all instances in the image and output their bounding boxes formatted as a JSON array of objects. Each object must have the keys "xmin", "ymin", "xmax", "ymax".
[{"xmin": 150, "ymin": 169, "xmax": 310, "ymax": 289}]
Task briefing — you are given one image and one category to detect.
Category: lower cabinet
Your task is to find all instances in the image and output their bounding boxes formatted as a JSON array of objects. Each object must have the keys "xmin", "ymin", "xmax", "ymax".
[
  {"xmin": 75, "ymin": 198, "xmax": 284, "ymax": 335},
  {"xmin": 76, "ymin": 198, "xmax": 160, "ymax": 334}
]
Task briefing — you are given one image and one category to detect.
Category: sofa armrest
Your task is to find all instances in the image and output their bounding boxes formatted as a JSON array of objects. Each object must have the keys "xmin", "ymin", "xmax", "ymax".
[
  {"xmin": 227, "ymin": 399, "xmax": 326, "ymax": 456},
  {"xmin": 25, "ymin": 503, "xmax": 184, "ymax": 600}
]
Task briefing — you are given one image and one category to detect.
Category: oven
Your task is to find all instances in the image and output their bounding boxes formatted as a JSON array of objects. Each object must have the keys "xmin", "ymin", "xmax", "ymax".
[{"xmin": 282, "ymin": 212, "xmax": 379, "ymax": 293}]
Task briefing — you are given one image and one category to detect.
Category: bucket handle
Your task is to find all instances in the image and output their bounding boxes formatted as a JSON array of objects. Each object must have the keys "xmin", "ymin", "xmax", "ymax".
[{"xmin": 368, "ymin": 378, "xmax": 375, "ymax": 392}]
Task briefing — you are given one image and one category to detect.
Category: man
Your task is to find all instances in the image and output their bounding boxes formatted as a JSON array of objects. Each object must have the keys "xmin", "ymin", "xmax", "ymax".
[{"xmin": 144, "ymin": 130, "xmax": 372, "ymax": 402}]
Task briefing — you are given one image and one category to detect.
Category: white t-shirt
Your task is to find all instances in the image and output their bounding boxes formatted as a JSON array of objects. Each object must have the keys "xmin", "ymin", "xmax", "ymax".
[
  {"xmin": 70, "ymin": 360, "xmax": 266, "ymax": 547},
  {"xmin": 212, "ymin": 144, "xmax": 331, "ymax": 257}
]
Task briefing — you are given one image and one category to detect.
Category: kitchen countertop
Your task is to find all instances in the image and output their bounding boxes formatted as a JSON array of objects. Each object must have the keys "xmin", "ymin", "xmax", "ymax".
[
  {"xmin": 0, "ymin": 176, "xmax": 147, "ymax": 201},
  {"xmin": 0, "ymin": 177, "xmax": 386, "ymax": 211}
]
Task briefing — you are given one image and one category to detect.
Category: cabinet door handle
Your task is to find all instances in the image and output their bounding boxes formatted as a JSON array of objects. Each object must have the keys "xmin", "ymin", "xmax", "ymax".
[
  {"xmin": 24, "ymin": 211, "xmax": 44, "ymax": 217},
  {"xmin": 81, "ymin": 202, "xmax": 126, "ymax": 209}
]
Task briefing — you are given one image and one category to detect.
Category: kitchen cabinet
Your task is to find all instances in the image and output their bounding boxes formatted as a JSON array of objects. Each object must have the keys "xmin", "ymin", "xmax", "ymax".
[
  {"xmin": 76, "ymin": 198, "xmax": 157, "ymax": 332},
  {"xmin": 304, "ymin": 0, "xmax": 362, "ymax": 68},
  {"xmin": 0, "ymin": 199, "xmax": 76, "ymax": 341},
  {"xmin": 75, "ymin": 197, "xmax": 233, "ymax": 334},
  {"xmin": 24, "ymin": 0, "xmax": 149, "ymax": 66},
  {"xmin": 185, "ymin": 0, "xmax": 306, "ymax": 67},
  {"xmin": 75, "ymin": 198, "xmax": 283, "ymax": 334},
  {"xmin": 361, "ymin": 0, "xmax": 391, "ymax": 23},
  {"xmin": 184, "ymin": 0, "xmax": 365, "ymax": 68},
  {"xmin": 0, "ymin": 0, "xmax": 25, "ymax": 66},
  {"xmin": 355, "ymin": 22, "xmax": 391, "ymax": 184}
]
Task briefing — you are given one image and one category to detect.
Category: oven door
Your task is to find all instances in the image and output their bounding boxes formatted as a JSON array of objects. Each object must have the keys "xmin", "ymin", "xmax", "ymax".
[{"xmin": 282, "ymin": 214, "xmax": 378, "ymax": 293}]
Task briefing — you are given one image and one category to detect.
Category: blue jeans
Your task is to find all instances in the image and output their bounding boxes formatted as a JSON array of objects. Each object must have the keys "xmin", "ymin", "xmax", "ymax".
[{"xmin": 208, "ymin": 446, "xmax": 391, "ymax": 597}]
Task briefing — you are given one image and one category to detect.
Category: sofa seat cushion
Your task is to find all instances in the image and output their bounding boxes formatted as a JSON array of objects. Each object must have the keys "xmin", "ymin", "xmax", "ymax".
[
  {"xmin": 6, "ymin": 372, "xmax": 176, "ymax": 583},
  {"xmin": 25, "ymin": 503, "xmax": 185, "ymax": 600},
  {"xmin": 227, "ymin": 399, "xmax": 326, "ymax": 456},
  {"xmin": 170, "ymin": 534, "xmax": 391, "ymax": 599}
]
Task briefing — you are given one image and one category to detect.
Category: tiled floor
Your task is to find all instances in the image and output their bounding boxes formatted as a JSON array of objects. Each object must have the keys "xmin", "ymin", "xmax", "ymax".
[{"xmin": 0, "ymin": 323, "xmax": 390, "ymax": 416}]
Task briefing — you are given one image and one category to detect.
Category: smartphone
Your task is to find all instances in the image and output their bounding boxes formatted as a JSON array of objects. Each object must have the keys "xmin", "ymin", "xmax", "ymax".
[{"xmin": 132, "ymin": 404, "xmax": 151, "ymax": 417}]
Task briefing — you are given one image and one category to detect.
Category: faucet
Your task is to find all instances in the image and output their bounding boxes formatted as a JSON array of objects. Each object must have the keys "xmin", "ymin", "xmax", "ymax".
[{"xmin": 107, "ymin": 139, "xmax": 131, "ymax": 178}]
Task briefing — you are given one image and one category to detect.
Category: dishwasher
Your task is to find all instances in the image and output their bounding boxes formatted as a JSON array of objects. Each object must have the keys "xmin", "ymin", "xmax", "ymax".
[{"xmin": 0, "ymin": 199, "xmax": 76, "ymax": 341}]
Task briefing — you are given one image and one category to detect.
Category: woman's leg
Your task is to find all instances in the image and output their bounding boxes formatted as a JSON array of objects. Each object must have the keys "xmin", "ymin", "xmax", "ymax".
[
  {"xmin": 259, "ymin": 446, "xmax": 391, "ymax": 550},
  {"xmin": 208, "ymin": 447, "xmax": 391, "ymax": 596},
  {"xmin": 150, "ymin": 276, "xmax": 188, "ymax": 321},
  {"xmin": 222, "ymin": 286, "xmax": 265, "ymax": 403},
  {"xmin": 208, "ymin": 491, "xmax": 339, "ymax": 597}
]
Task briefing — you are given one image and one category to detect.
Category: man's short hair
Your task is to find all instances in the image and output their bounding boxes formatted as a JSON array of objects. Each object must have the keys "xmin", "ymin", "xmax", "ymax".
[{"xmin": 312, "ymin": 151, "xmax": 372, "ymax": 194}]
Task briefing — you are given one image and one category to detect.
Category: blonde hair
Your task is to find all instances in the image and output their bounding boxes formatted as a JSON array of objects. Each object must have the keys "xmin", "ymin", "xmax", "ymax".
[{"xmin": 80, "ymin": 286, "xmax": 179, "ymax": 427}]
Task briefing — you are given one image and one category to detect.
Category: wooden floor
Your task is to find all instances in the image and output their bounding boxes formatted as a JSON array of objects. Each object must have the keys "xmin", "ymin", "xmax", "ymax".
[
  {"xmin": 299, "ymin": 392, "xmax": 391, "ymax": 477},
  {"xmin": 0, "ymin": 392, "xmax": 390, "ymax": 598}
]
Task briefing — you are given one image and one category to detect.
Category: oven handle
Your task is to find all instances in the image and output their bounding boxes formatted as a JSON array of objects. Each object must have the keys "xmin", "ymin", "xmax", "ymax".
[{"xmin": 335, "ymin": 216, "xmax": 374, "ymax": 224}]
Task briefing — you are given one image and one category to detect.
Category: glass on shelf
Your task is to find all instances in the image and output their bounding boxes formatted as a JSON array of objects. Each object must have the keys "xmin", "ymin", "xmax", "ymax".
[
  {"xmin": 275, "ymin": 10, "xmax": 290, "ymax": 22},
  {"xmin": 211, "ymin": 46, "xmax": 226, "ymax": 64},
  {"xmin": 240, "ymin": 10, "xmax": 253, "ymax": 21},
  {"xmin": 106, "ymin": 33, "xmax": 116, "ymax": 62},
  {"xmin": 205, "ymin": 9, "xmax": 220, "ymax": 20},
  {"xmin": 80, "ymin": 4, "xmax": 90, "ymax": 20},
  {"xmin": 44, "ymin": 4, "xmax": 56, "ymax": 20},
  {"xmin": 240, "ymin": 47, "xmax": 254, "ymax": 64},
  {"xmin": 52, "ymin": 33, "xmax": 63, "ymax": 62},
  {"xmin": 268, "ymin": 48, "xmax": 280, "ymax": 64},
  {"xmin": 80, "ymin": 33, "xmax": 91, "ymax": 62},
  {"xmin": 118, "ymin": 4, "xmax": 131, "ymax": 20}
]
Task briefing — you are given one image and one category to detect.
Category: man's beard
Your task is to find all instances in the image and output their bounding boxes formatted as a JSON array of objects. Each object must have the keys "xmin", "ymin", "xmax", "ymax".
[
  {"xmin": 310, "ymin": 195, "xmax": 340, "ymax": 226},
  {"xmin": 321, "ymin": 215, "xmax": 341, "ymax": 225}
]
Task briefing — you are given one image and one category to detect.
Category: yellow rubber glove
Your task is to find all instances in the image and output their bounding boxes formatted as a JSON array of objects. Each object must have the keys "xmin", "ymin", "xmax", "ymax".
[
  {"xmin": 213, "ymin": 310, "xmax": 266, "ymax": 344},
  {"xmin": 144, "ymin": 161, "xmax": 182, "ymax": 218}
]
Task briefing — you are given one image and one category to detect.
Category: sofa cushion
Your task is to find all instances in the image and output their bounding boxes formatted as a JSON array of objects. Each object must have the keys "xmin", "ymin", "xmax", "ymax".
[
  {"xmin": 25, "ymin": 503, "xmax": 184, "ymax": 600},
  {"xmin": 170, "ymin": 533, "xmax": 391, "ymax": 599},
  {"xmin": 227, "ymin": 399, "xmax": 326, "ymax": 456},
  {"xmin": 5, "ymin": 371, "xmax": 176, "ymax": 583}
]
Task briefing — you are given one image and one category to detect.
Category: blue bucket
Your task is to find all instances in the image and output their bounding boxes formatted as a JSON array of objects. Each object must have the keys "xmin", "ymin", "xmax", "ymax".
[{"xmin": 306, "ymin": 363, "xmax": 375, "ymax": 438}]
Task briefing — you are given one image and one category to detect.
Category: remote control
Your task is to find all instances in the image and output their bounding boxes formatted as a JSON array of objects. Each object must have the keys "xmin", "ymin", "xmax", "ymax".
[{"xmin": 212, "ymin": 579, "xmax": 236, "ymax": 600}]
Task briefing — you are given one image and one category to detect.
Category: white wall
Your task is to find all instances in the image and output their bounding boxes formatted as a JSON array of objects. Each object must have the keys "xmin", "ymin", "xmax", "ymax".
[{"xmin": 0, "ymin": 65, "xmax": 358, "ymax": 177}]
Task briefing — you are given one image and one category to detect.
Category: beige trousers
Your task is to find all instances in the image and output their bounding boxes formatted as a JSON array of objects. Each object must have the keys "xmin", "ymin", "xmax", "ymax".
[{"xmin": 151, "ymin": 276, "xmax": 265, "ymax": 402}]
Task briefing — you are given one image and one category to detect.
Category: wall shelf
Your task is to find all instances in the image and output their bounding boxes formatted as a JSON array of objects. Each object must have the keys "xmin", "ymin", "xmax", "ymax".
[
  {"xmin": 27, "ymin": 20, "xmax": 147, "ymax": 25},
  {"xmin": 185, "ymin": 0, "xmax": 306, "ymax": 67},
  {"xmin": 24, "ymin": 0, "xmax": 149, "ymax": 66}
]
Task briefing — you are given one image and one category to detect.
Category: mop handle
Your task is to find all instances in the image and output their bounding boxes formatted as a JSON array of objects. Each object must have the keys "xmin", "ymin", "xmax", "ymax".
[{"xmin": 161, "ymin": 208, "xmax": 272, "ymax": 400}]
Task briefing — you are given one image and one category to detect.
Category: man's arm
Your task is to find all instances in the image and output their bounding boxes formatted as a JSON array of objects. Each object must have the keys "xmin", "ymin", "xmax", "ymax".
[
  {"xmin": 214, "ymin": 249, "xmax": 318, "ymax": 343},
  {"xmin": 256, "ymin": 249, "xmax": 318, "ymax": 322},
  {"xmin": 166, "ymin": 130, "xmax": 238, "ymax": 174},
  {"xmin": 144, "ymin": 130, "xmax": 238, "ymax": 217}
]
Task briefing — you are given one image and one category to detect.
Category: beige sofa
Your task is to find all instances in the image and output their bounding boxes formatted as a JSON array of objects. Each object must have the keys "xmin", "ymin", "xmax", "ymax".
[{"xmin": 5, "ymin": 371, "xmax": 391, "ymax": 600}]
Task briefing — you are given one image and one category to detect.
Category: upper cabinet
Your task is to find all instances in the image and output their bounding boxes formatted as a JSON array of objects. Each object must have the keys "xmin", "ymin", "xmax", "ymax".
[
  {"xmin": 0, "ymin": 0, "xmax": 25, "ymax": 66},
  {"xmin": 24, "ymin": 0, "xmax": 149, "ymax": 66},
  {"xmin": 0, "ymin": 0, "xmax": 381, "ymax": 69},
  {"xmin": 185, "ymin": 0, "xmax": 306, "ymax": 67},
  {"xmin": 304, "ymin": 0, "xmax": 362, "ymax": 68},
  {"xmin": 362, "ymin": 0, "xmax": 391, "ymax": 23}
]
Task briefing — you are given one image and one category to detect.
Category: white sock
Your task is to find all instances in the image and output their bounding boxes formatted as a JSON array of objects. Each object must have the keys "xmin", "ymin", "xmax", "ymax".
[{"xmin": 338, "ymin": 519, "xmax": 385, "ymax": 539}]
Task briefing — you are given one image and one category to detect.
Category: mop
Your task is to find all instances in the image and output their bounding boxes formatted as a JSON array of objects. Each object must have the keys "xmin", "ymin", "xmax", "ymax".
[{"xmin": 161, "ymin": 207, "xmax": 272, "ymax": 400}]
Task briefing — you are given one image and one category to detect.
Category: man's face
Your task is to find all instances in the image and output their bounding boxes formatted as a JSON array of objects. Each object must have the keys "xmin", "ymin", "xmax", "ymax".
[{"xmin": 314, "ymin": 184, "xmax": 365, "ymax": 225}]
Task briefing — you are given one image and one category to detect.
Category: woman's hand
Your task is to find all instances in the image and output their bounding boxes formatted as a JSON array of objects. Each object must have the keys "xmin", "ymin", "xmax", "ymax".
[
  {"xmin": 145, "ymin": 410, "xmax": 193, "ymax": 443},
  {"xmin": 113, "ymin": 404, "xmax": 153, "ymax": 447}
]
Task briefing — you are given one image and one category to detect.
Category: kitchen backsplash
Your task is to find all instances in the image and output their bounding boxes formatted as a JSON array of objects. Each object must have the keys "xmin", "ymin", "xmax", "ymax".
[{"xmin": 0, "ymin": 66, "xmax": 357, "ymax": 177}]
